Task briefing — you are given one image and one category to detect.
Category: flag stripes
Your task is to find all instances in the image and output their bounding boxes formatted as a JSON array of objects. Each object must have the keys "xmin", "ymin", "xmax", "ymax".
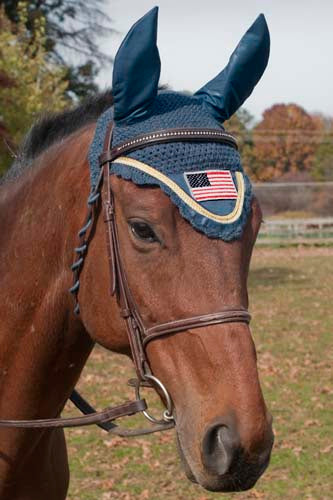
[{"xmin": 185, "ymin": 170, "xmax": 237, "ymax": 201}]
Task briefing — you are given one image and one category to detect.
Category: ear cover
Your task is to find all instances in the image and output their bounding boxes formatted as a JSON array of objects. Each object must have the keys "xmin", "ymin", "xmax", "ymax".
[
  {"xmin": 194, "ymin": 14, "xmax": 270, "ymax": 122},
  {"xmin": 112, "ymin": 7, "xmax": 161, "ymax": 123}
]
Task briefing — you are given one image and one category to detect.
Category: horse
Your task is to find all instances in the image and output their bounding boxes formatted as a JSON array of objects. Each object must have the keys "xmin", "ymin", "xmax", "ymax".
[{"xmin": 0, "ymin": 7, "xmax": 274, "ymax": 499}]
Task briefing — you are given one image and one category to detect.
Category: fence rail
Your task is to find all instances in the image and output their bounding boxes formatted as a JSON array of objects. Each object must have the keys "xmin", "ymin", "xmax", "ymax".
[{"xmin": 257, "ymin": 217, "xmax": 333, "ymax": 245}]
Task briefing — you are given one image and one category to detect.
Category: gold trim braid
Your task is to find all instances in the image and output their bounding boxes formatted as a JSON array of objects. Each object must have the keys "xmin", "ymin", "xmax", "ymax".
[{"xmin": 112, "ymin": 156, "xmax": 245, "ymax": 224}]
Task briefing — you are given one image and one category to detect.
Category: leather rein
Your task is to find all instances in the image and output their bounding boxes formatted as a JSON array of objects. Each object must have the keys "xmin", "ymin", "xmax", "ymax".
[{"xmin": 0, "ymin": 125, "xmax": 251, "ymax": 435}]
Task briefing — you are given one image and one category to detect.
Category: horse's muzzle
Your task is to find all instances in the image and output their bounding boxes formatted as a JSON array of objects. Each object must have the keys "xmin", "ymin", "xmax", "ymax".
[
  {"xmin": 177, "ymin": 414, "xmax": 274, "ymax": 492},
  {"xmin": 199, "ymin": 416, "xmax": 274, "ymax": 491}
]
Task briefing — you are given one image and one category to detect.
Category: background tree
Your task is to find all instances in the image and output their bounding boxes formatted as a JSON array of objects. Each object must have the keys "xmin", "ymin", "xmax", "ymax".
[
  {"xmin": 0, "ymin": 0, "xmax": 112, "ymax": 99},
  {"xmin": 311, "ymin": 113, "xmax": 333, "ymax": 181},
  {"xmin": 251, "ymin": 103, "xmax": 319, "ymax": 181},
  {"xmin": 0, "ymin": 5, "xmax": 68, "ymax": 174},
  {"xmin": 225, "ymin": 108, "xmax": 257, "ymax": 178},
  {"xmin": 0, "ymin": 69, "xmax": 14, "ymax": 160}
]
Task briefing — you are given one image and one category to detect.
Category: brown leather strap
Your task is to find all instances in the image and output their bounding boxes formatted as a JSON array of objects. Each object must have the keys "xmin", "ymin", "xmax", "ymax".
[
  {"xmin": 103, "ymin": 123, "xmax": 118, "ymax": 296},
  {"xmin": 99, "ymin": 127, "xmax": 238, "ymax": 166},
  {"xmin": 143, "ymin": 309, "xmax": 251, "ymax": 347},
  {"xmin": 70, "ymin": 389, "xmax": 173, "ymax": 436},
  {"xmin": 103, "ymin": 161, "xmax": 148, "ymax": 380},
  {"xmin": 0, "ymin": 399, "xmax": 146, "ymax": 429}
]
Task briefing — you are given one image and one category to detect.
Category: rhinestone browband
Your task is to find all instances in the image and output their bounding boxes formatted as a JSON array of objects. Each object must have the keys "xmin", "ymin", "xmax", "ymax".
[{"xmin": 99, "ymin": 128, "xmax": 238, "ymax": 166}]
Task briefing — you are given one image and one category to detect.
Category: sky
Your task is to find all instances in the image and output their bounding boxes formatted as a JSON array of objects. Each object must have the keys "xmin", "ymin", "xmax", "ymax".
[{"xmin": 97, "ymin": 0, "xmax": 333, "ymax": 121}]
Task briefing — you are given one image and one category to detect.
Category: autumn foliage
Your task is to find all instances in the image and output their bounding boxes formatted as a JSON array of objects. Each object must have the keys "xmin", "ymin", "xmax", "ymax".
[
  {"xmin": 225, "ymin": 104, "xmax": 333, "ymax": 182},
  {"xmin": 250, "ymin": 104, "xmax": 320, "ymax": 181},
  {"xmin": 310, "ymin": 114, "xmax": 333, "ymax": 181},
  {"xmin": 0, "ymin": 5, "xmax": 68, "ymax": 174}
]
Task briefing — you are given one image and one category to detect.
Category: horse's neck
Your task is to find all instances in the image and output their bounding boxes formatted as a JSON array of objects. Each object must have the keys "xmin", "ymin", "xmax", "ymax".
[{"xmin": 0, "ymin": 126, "xmax": 95, "ymax": 427}]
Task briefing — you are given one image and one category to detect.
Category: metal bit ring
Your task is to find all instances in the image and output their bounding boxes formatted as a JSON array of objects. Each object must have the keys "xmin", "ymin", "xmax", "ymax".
[{"xmin": 135, "ymin": 374, "xmax": 174, "ymax": 425}]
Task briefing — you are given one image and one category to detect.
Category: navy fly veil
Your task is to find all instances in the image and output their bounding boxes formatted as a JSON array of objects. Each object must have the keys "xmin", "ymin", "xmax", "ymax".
[{"xmin": 89, "ymin": 7, "xmax": 270, "ymax": 240}]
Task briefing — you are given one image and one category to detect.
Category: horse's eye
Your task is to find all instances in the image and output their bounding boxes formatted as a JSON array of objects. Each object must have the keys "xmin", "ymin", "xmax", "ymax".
[{"xmin": 129, "ymin": 221, "xmax": 159, "ymax": 243}]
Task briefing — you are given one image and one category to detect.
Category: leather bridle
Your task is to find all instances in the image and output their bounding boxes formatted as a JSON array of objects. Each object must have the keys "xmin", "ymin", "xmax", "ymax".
[{"xmin": 0, "ymin": 125, "xmax": 251, "ymax": 434}]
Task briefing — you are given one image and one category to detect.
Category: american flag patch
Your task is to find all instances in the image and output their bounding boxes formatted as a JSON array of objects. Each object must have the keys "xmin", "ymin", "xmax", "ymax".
[{"xmin": 184, "ymin": 170, "xmax": 237, "ymax": 202}]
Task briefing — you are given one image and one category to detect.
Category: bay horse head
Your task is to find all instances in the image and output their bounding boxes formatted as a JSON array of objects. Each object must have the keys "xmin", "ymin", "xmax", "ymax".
[{"xmin": 0, "ymin": 6, "xmax": 273, "ymax": 497}]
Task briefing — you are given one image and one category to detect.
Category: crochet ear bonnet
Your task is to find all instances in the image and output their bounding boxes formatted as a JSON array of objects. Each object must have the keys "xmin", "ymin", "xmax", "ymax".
[{"xmin": 89, "ymin": 7, "xmax": 270, "ymax": 240}]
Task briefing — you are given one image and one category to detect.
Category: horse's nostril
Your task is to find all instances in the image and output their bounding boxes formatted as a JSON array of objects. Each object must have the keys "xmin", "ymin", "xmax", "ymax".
[{"xmin": 202, "ymin": 422, "xmax": 240, "ymax": 476}]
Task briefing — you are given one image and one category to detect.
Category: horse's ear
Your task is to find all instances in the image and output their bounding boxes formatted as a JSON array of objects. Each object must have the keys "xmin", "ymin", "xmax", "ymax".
[
  {"xmin": 194, "ymin": 14, "xmax": 270, "ymax": 122},
  {"xmin": 112, "ymin": 7, "xmax": 160, "ymax": 123}
]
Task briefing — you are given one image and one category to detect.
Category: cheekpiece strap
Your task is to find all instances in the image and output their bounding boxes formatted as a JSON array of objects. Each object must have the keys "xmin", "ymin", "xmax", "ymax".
[{"xmin": 99, "ymin": 128, "xmax": 238, "ymax": 166}]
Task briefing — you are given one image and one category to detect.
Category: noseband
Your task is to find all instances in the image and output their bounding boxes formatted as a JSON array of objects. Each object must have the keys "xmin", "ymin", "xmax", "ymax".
[{"xmin": 0, "ymin": 125, "xmax": 250, "ymax": 434}]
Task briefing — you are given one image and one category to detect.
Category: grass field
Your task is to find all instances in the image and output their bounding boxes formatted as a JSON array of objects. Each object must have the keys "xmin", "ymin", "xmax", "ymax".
[{"xmin": 65, "ymin": 247, "xmax": 333, "ymax": 500}]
